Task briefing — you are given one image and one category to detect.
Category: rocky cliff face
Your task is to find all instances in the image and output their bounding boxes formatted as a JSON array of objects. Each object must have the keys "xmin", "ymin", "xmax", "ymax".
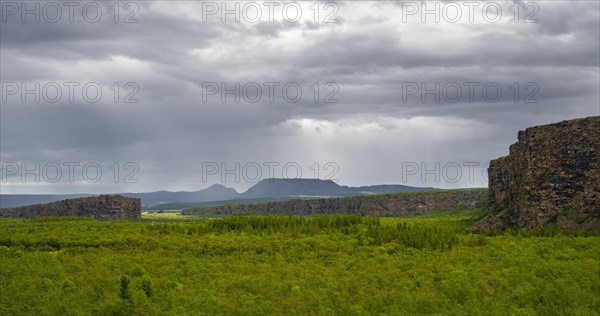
[
  {"xmin": 182, "ymin": 190, "xmax": 486, "ymax": 216},
  {"xmin": 477, "ymin": 116, "xmax": 600, "ymax": 229},
  {"xmin": 0, "ymin": 195, "xmax": 141, "ymax": 219}
]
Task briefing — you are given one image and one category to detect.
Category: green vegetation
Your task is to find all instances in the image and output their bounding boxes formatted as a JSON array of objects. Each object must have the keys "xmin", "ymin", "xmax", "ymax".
[{"xmin": 1, "ymin": 209, "xmax": 598, "ymax": 315}]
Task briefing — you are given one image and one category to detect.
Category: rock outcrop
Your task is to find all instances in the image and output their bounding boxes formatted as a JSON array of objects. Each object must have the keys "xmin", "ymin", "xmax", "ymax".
[
  {"xmin": 0, "ymin": 195, "xmax": 141, "ymax": 219},
  {"xmin": 477, "ymin": 116, "xmax": 600, "ymax": 229},
  {"xmin": 182, "ymin": 190, "xmax": 486, "ymax": 216}
]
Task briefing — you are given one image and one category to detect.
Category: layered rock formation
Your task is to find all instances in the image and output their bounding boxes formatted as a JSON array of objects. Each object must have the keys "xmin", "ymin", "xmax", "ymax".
[
  {"xmin": 182, "ymin": 190, "xmax": 486, "ymax": 216},
  {"xmin": 0, "ymin": 195, "xmax": 141, "ymax": 219},
  {"xmin": 477, "ymin": 116, "xmax": 600, "ymax": 229}
]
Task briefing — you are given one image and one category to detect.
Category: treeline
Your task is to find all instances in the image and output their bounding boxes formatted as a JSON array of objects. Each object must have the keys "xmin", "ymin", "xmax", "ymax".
[
  {"xmin": 3, "ymin": 214, "xmax": 466, "ymax": 251},
  {"xmin": 144, "ymin": 215, "xmax": 465, "ymax": 250},
  {"xmin": 3, "ymin": 212, "xmax": 597, "ymax": 255},
  {"xmin": 146, "ymin": 214, "xmax": 378, "ymax": 236}
]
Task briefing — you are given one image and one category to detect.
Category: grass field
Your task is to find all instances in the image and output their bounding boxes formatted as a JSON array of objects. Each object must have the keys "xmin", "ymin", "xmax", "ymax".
[{"xmin": 1, "ymin": 209, "xmax": 598, "ymax": 315}]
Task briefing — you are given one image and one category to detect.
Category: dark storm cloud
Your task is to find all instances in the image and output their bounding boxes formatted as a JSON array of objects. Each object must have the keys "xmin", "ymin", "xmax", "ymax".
[
  {"xmin": 0, "ymin": 4, "xmax": 222, "ymax": 63},
  {"xmin": 1, "ymin": 1, "xmax": 598, "ymax": 193}
]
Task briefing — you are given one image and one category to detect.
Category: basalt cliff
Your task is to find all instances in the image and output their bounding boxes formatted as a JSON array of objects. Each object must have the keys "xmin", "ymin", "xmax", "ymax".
[
  {"xmin": 0, "ymin": 195, "xmax": 141, "ymax": 219},
  {"xmin": 477, "ymin": 116, "xmax": 600, "ymax": 229},
  {"xmin": 182, "ymin": 190, "xmax": 486, "ymax": 216}
]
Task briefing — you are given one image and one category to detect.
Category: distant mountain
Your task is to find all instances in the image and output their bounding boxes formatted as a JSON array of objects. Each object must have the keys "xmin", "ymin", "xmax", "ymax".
[
  {"xmin": 0, "ymin": 194, "xmax": 94, "ymax": 209},
  {"xmin": 0, "ymin": 184, "xmax": 239, "ymax": 208},
  {"xmin": 0, "ymin": 179, "xmax": 438, "ymax": 209},
  {"xmin": 349, "ymin": 184, "xmax": 438, "ymax": 195},
  {"xmin": 240, "ymin": 179, "xmax": 348, "ymax": 199},
  {"xmin": 240, "ymin": 178, "xmax": 437, "ymax": 199},
  {"xmin": 121, "ymin": 184, "xmax": 239, "ymax": 207}
]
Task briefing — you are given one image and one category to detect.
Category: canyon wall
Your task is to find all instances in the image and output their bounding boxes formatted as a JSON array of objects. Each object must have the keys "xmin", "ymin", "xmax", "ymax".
[
  {"xmin": 477, "ymin": 116, "xmax": 600, "ymax": 229},
  {"xmin": 0, "ymin": 195, "xmax": 141, "ymax": 219},
  {"xmin": 183, "ymin": 190, "xmax": 487, "ymax": 216}
]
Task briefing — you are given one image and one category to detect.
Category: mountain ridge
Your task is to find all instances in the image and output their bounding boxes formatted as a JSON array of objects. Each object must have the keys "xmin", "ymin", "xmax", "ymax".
[{"xmin": 0, "ymin": 179, "xmax": 438, "ymax": 208}]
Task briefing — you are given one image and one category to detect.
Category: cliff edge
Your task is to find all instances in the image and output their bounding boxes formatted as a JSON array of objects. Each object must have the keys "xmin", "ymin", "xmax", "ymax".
[
  {"xmin": 0, "ymin": 195, "xmax": 141, "ymax": 219},
  {"xmin": 476, "ymin": 116, "xmax": 600, "ymax": 229}
]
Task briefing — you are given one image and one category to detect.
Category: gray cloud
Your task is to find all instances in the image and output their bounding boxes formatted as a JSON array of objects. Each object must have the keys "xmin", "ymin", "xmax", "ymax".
[{"xmin": 1, "ymin": 1, "xmax": 598, "ymax": 193}]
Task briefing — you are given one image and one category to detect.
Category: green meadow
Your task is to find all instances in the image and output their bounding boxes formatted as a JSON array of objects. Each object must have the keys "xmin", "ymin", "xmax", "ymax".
[{"xmin": 1, "ymin": 209, "xmax": 598, "ymax": 315}]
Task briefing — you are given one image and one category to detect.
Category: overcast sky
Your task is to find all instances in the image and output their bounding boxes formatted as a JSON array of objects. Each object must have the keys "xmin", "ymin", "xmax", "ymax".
[{"xmin": 1, "ymin": 0, "xmax": 599, "ymax": 194}]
